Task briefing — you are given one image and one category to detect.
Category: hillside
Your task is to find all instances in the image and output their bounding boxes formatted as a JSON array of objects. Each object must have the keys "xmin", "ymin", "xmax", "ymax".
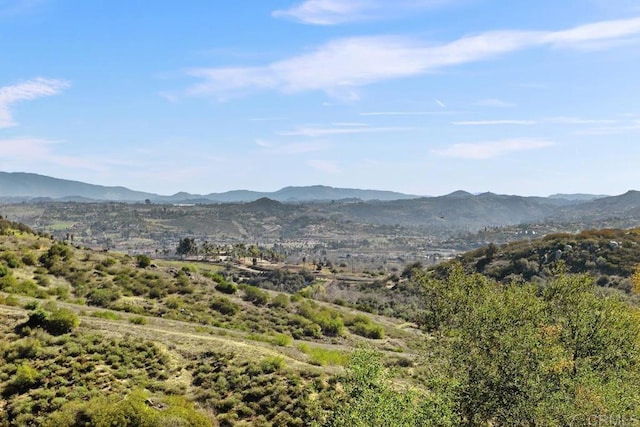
[
  {"xmin": 1, "ymin": 220, "xmax": 639, "ymax": 425},
  {"xmin": 434, "ymin": 228, "xmax": 640, "ymax": 291},
  {"xmin": 0, "ymin": 220, "xmax": 423, "ymax": 426}
]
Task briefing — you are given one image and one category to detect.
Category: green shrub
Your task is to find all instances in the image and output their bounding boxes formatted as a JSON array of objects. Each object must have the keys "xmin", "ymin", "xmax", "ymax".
[
  {"xmin": 259, "ymin": 356, "xmax": 284, "ymax": 373},
  {"xmin": 129, "ymin": 316, "xmax": 148, "ymax": 325},
  {"xmin": 23, "ymin": 307, "xmax": 79, "ymax": 335},
  {"xmin": 165, "ymin": 296, "xmax": 183, "ymax": 309},
  {"xmin": 2, "ymin": 294, "xmax": 19, "ymax": 306},
  {"xmin": 21, "ymin": 253, "xmax": 37, "ymax": 266},
  {"xmin": 0, "ymin": 263, "xmax": 11, "ymax": 277},
  {"xmin": 135, "ymin": 254, "xmax": 152, "ymax": 268},
  {"xmin": 46, "ymin": 308, "xmax": 80, "ymax": 335},
  {"xmin": 241, "ymin": 285, "xmax": 270, "ymax": 306},
  {"xmin": 271, "ymin": 293, "xmax": 290, "ymax": 309},
  {"xmin": 10, "ymin": 363, "xmax": 40, "ymax": 392},
  {"xmin": 43, "ymin": 389, "xmax": 212, "ymax": 427},
  {"xmin": 24, "ymin": 300, "xmax": 40, "ymax": 310},
  {"xmin": 347, "ymin": 314, "xmax": 385, "ymax": 339},
  {"xmin": 86, "ymin": 287, "xmax": 120, "ymax": 307},
  {"xmin": 210, "ymin": 296, "xmax": 239, "ymax": 315},
  {"xmin": 215, "ymin": 280, "xmax": 237, "ymax": 294},
  {"xmin": 91, "ymin": 311, "xmax": 122, "ymax": 320},
  {"xmin": 2, "ymin": 252, "xmax": 21, "ymax": 268},
  {"xmin": 273, "ymin": 333, "xmax": 293, "ymax": 346},
  {"xmin": 101, "ymin": 257, "xmax": 117, "ymax": 267},
  {"xmin": 297, "ymin": 343, "xmax": 349, "ymax": 366},
  {"xmin": 352, "ymin": 322, "xmax": 384, "ymax": 339}
]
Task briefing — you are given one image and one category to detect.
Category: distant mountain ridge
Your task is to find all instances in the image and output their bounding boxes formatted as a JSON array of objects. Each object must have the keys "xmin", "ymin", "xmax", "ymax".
[
  {"xmin": 0, "ymin": 172, "xmax": 419, "ymax": 203},
  {"xmin": 0, "ymin": 172, "xmax": 155, "ymax": 201}
]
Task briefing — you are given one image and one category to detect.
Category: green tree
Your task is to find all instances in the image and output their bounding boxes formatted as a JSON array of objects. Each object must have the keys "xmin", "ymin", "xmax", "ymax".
[
  {"xmin": 176, "ymin": 237, "xmax": 197, "ymax": 258},
  {"xmin": 420, "ymin": 264, "xmax": 640, "ymax": 425}
]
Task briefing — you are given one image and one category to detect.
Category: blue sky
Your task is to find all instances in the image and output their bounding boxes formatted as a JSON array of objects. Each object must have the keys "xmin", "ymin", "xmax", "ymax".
[{"xmin": 1, "ymin": 0, "xmax": 639, "ymax": 196}]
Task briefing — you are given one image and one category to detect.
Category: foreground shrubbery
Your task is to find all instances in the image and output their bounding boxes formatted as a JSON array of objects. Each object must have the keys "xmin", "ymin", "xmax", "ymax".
[
  {"xmin": 44, "ymin": 389, "xmax": 211, "ymax": 427},
  {"xmin": 0, "ymin": 327, "xmax": 176, "ymax": 426},
  {"xmin": 413, "ymin": 264, "xmax": 640, "ymax": 425}
]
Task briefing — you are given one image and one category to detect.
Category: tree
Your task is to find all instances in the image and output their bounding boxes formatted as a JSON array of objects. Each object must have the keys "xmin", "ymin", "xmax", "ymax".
[
  {"xmin": 418, "ymin": 264, "xmax": 640, "ymax": 425},
  {"xmin": 176, "ymin": 237, "xmax": 197, "ymax": 258}
]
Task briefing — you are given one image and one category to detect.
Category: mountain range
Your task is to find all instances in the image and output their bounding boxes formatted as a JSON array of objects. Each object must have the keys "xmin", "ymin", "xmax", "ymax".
[
  {"xmin": 0, "ymin": 172, "xmax": 418, "ymax": 203},
  {"xmin": 0, "ymin": 171, "xmax": 610, "ymax": 204},
  {"xmin": 3, "ymin": 172, "xmax": 640, "ymax": 254}
]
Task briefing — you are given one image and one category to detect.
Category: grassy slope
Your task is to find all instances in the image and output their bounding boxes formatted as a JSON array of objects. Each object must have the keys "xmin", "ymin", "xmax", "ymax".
[{"xmin": 0, "ymin": 224, "xmax": 423, "ymax": 426}]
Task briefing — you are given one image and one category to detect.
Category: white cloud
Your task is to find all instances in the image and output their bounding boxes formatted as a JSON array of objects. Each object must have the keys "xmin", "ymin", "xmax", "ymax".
[
  {"xmin": 433, "ymin": 139, "xmax": 553, "ymax": 159},
  {"xmin": 272, "ymin": 0, "xmax": 451, "ymax": 25},
  {"xmin": 264, "ymin": 141, "xmax": 331, "ymax": 154},
  {"xmin": 273, "ymin": 0, "xmax": 370, "ymax": 25},
  {"xmin": 544, "ymin": 116, "xmax": 617, "ymax": 125},
  {"xmin": 255, "ymin": 138, "xmax": 331, "ymax": 154},
  {"xmin": 0, "ymin": 137, "xmax": 56, "ymax": 157},
  {"xmin": 577, "ymin": 121, "xmax": 640, "ymax": 135},
  {"xmin": 332, "ymin": 122, "xmax": 368, "ymax": 126},
  {"xmin": 0, "ymin": 0, "xmax": 46, "ymax": 19},
  {"xmin": 0, "ymin": 137, "xmax": 110, "ymax": 172},
  {"xmin": 185, "ymin": 16, "xmax": 640, "ymax": 100},
  {"xmin": 453, "ymin": 120, "xmax": 537, "ymax": 126},
  {"xmin": 544, "ymin": 17, "xmax": 640, "ymax": 49},
  {"xmin": 255, "ymin": 138, "xmax": 273, "ymax": 147},
  {"xmin": 453, "ymin": 117, "xmax": 617, "ymax": 126},
  {"xmin": 278, "ymin": 126, "xmax": 410, "ymax": 137},
  {"xmin": 475, "ymin": 98, "xmax": 516, "ymax": 108},
  {"xmin": 360, "ymin": 111, "xmax": 460, "ymax": 116},
  {"xmin": 0, "ymin": 78, "xmax": 70, "ymax": 128},
  {"xmin": 307, "ymin": 159, "xmax": 340, "ymax": 173}
]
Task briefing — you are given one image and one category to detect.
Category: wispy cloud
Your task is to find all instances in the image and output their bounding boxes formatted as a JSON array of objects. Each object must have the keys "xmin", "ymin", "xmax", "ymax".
[
  {"xmin": 332, "ymin": 122, "xmax": 368, "ymax": 126},
  {"xmin": 249, "ymin": 117, "xmax": 286, "ymax": 122},
  {"xmin": 273, "ymin": 0, "xmax": 370, "ymax": 25},
  {"xmin": 474, "ymin": 98, "xmax": 516, "ymax": 108},
  {"xmin": 255, "ymin": 138, "xmax": 273, "ymax": 148},
  {"xmin": 185, "ymin": 16, "xmax": 640, "ymax": 100},
  {"xmin": 0, "ymin": 137, "xmax": 57, "ymax": 157},
  {"xmin": 278, "ymin": 126, "xmax": 410, "ymax": 137},
  {"xmin": 255, "ymin": 138, "xmax": 330, "ymax": 154},
  {"xmin": 0, "ymin": 78, "xmax": 70, "ymax": 128},
  {"xmin": 360, "ymin": 111, "xmax": 460, "ymax": 116},
  {"xmin": 307, "ymin": 159, "xmax": 340, "ymax": 173},
  {"xmin": 544, "ymin": 116, "xmax": 617, "ymax": 125},
  {"xmin": 0, "ymin": 0, "xmax": 47, "ymax": 19},
  {"xmin": 453, "ymin": 117, "xmax": 617, "ymax": 126},
  {"xmin": 576, "ymin": 120, "xmax": 640, "ymax": 135},
  {"xmin": 433, "ymin": 139, "xmax": 553, "ymax": 159},
  {"xmin": 453, "ymin": 120, "xmax": 536, "ymax": 126},
  {"xmin": 272, "ymin": 0, "xmax": 450, "ymax": 25},
  {"xmin": 0, "ymin": 137, "xmax": 109, "ymax": 172}
]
